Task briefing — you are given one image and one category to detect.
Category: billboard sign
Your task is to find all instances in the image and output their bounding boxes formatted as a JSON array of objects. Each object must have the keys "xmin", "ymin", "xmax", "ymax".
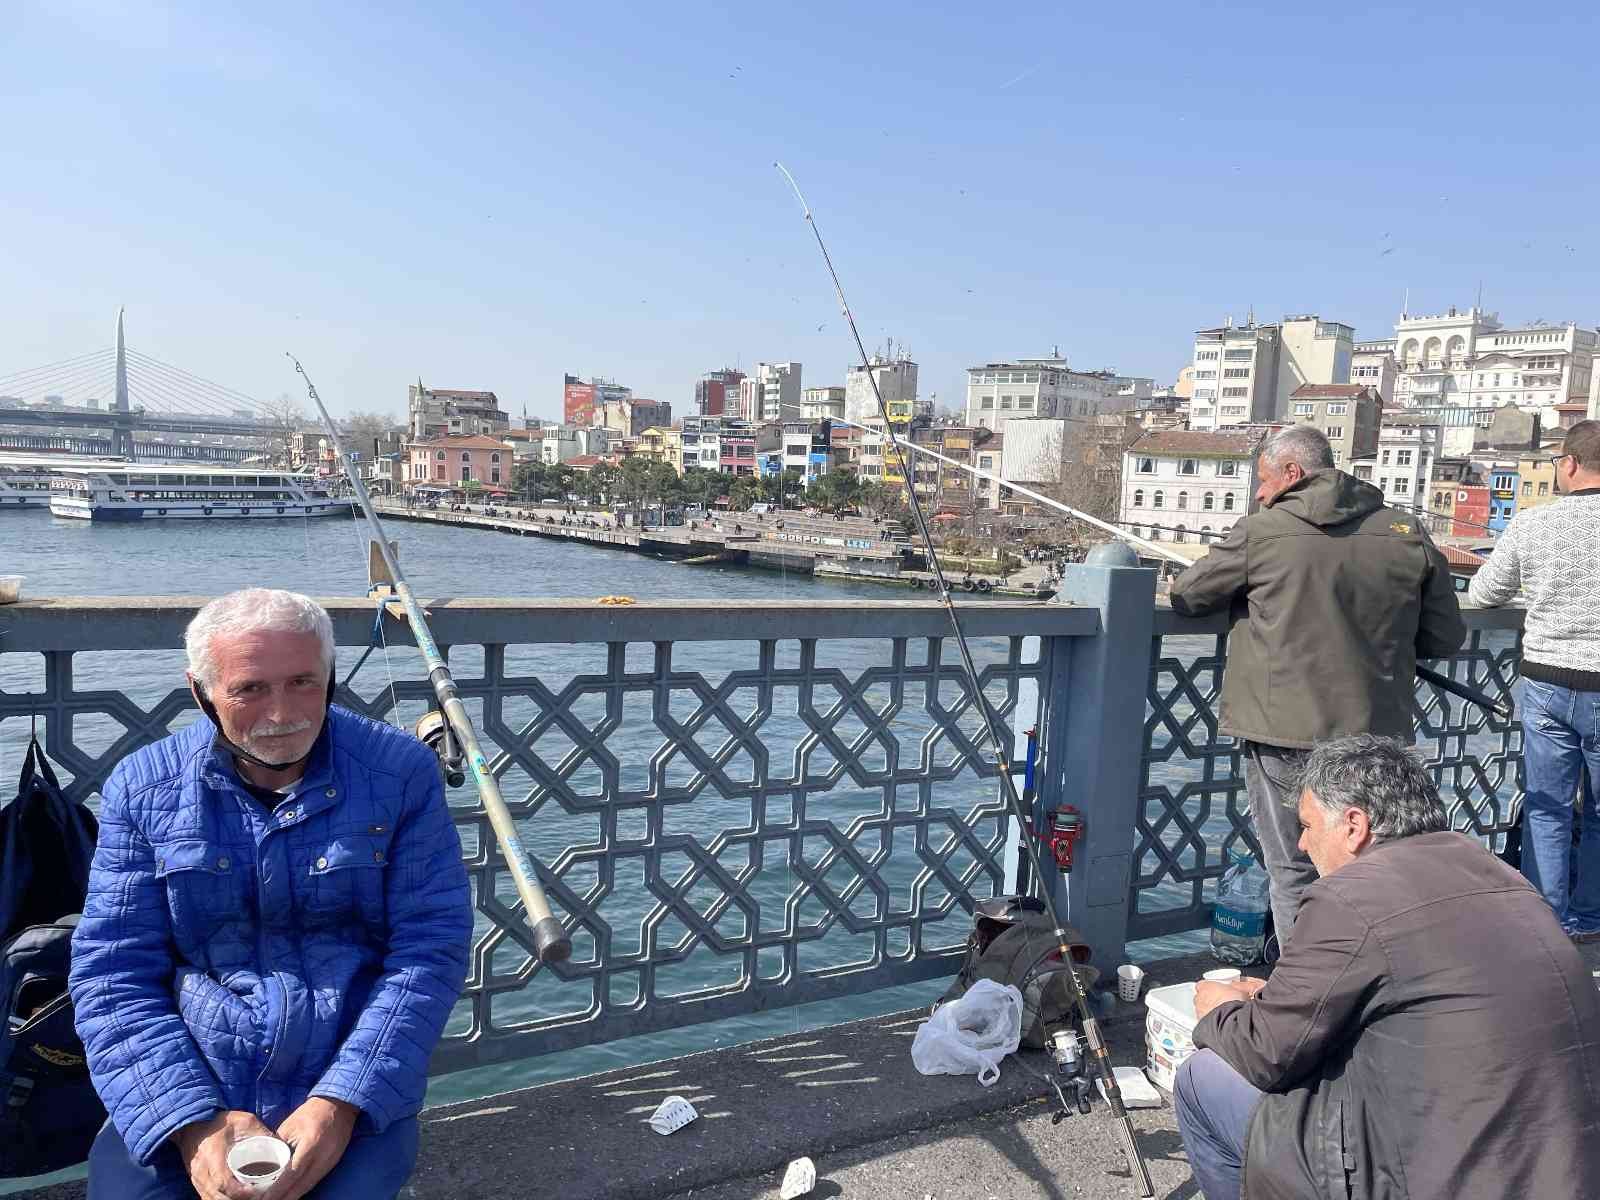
[{"xmin": 564, "ymin": 381, "xmax": 596, "ymax": 427}]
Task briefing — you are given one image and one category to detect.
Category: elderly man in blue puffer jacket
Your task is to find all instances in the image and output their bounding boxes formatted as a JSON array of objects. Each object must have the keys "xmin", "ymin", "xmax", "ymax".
[{"xmin": 69, "ymin": 589, "xmax": 472, "ymax": 1199}]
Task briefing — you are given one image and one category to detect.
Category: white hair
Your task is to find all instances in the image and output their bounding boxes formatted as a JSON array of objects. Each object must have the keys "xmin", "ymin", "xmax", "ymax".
[{"xmin": 185, "ymin": 588, "xmax": 335, "ymax": 689}]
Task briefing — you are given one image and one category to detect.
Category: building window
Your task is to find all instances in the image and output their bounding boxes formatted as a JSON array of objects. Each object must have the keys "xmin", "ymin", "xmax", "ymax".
[
  {"xmin": 1018, "ymin": 396, "xmax": 1034, "ymax": 409},
  {"xmin": 1138, "ymin": 457, "xmax": 1155, "ymax": 473},
  {"xmin": 1173, "ymin": 525, "xmax": 1187, "ymax": 543},
  {"xmin": 1380, "ymin": 450, "xmax": 1390, "ymax": 465},
  {"xmin": 491, "ymin": 469, "xmax": 501, "ymax": 484},
  {"xmin": 436, "ymin": 450, "xmax": 446, "ymax": 460},
  {"xmin": 1133, "ymin": 489, "xmax": 1145, "ymax": 507},
  {"xmin": 1393, "ymin": 477, "xmax": 1411, "ymax": 495},
  {"xmin": 1326, "ymin": 403, "xmax": 1348, "ymax": 415},
  {"xmin": 1396, "ymin": 449, "xmax": 1412, "ymax": 466},
  {"xmin": 1000, "ymin": 397, "xmax": 1013, "ymax": 409},
  {"xmin": 1223, "ymin": 368, "xmax": 1251, "ymax": 379},
  {"xmin": 1179, "ymin": 459, "xmax": 1198, "ymax": 475},
  {"xmin": 1222, "ymin": 387, "xmax": 1248, "ymax": 398},
  {"xmin": 1293, "ymin": 403, "xmax": 1315, "ymax": 415},
  {"xmin": 491, "ymin": 453, "xmax": 500, "ymax": 463},
  {"xmin": 1153, "ymin": 490, "xmax": 1165, "ymax": 509},
  {"xmin": 1222, "ymin": 493, "xmax": 1235, "ymax": 512},
  {"xmin": 1223, "ymin": 349, "xmax": 1253, "ymax": 361},
  {"xmin": 1176, "ymin": 491, "xmax": 1189, "ymax": 510},
  {"xmin": 1195, "ymin": 370, "xmax": 1217, "ymax": 380},
  {"xmin": 1326, "ymin": 426, "xmax": 1343, "ymax": 439},
  {"xmin": 1201, "ymin": 525, "xmax": 1213, "ymax": 542},
  {"xmin": 1217, "ymin": 460, "xmax": 1237, "ymax": 476},
  {"xmin": 1203, "ymin": 492, "xmax": 1215, "ymax": 511},
  {"xmin": 1522, "ymin": 480, "xmax": 1532, "ymax": 496},
  {"xmin": 1538, "ymin": 481, "xmax": 1549, "ymax": 495}
]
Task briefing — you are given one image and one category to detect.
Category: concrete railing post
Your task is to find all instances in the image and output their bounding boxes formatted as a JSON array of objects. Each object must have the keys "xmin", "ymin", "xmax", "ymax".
[{"xmin": 1034, "ymin": 549, "xmax": 1157, "ymax": 967}]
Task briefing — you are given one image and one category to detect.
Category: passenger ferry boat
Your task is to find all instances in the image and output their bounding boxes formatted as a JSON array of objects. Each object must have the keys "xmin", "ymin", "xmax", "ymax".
[
  {"xmin": 48, "ymin": 463, "xmax": 349, "ymax": 521},
  {"xmin": 0, "ymin": 463, "xmax": 54, "ymax": 509}
]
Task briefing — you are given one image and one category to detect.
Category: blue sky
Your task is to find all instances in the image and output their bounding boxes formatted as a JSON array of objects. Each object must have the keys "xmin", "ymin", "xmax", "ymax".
[{"xmin": 4, "ymin": 1, "xmax": 1598, "ymax": 421}]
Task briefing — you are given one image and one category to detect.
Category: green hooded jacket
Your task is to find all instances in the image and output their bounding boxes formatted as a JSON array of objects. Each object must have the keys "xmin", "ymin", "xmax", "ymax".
[{"xmin": 1167, "ymin": 469, "xmax": 1467, "ymax": 750}]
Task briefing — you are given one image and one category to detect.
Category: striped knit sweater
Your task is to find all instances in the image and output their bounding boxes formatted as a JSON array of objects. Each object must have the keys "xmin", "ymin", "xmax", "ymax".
[{"xmin": 1468, "ymin": 488, "xmax": 1600, "ymax": 689}]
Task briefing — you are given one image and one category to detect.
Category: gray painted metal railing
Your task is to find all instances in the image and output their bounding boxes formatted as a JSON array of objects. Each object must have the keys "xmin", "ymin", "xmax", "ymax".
[
  {"xmin": 0, "ymin": 597, "xmax": 1096, "ymax": 1073},
  {"xmin": 1133, "ymin": 603, "xmax": 1526, "ymax": 941},
  {"xmin": 0, "ymin": 587, "xmax": 1526, "ymax": 1072}
]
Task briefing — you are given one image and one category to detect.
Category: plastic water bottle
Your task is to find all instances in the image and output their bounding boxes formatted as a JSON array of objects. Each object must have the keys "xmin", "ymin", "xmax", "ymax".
[{"xmin": 1210, "ymin": 850, "xmax": 1269, "ymax": 965}]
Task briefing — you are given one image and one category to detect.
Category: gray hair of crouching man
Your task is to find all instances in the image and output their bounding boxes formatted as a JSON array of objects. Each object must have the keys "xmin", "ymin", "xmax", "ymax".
[
  {"xmin": 1260, "ymin": 424, "xmax": 1336, "ymax": 473},
  {"xmin": 1298, "ymin": 733, "xmax": 1450, "ymax": 841},
  {"xmin": 184, "ymin": 588, "xmax": 337, "ymax": 689}
]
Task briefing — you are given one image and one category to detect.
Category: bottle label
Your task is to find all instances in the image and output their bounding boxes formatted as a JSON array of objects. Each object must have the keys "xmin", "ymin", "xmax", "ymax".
[{"xmin": 1212, "ymin": 905, "xmax": 1266, "ymax": 938}]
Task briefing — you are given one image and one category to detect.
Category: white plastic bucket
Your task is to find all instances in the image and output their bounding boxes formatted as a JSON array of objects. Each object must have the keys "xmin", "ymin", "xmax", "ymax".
[{"xmin": 1144, "ymin": 981, "xmax": 1199, "ymax": 1092}]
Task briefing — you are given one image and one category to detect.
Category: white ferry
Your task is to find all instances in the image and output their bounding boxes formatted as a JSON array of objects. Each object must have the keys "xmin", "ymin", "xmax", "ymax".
[
  {"xmin": 0, "ymin": 463, "xmax": 54, "ymax": 509},
  {"xmin": 48, "ymin": 463, "xmax": 349, "ymax": 521}
]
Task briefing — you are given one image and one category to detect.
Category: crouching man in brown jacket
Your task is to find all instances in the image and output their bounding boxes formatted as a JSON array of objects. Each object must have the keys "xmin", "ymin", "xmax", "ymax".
[{"xmin": 1175, "ymin": 734, "xmax": 1600, "ymax": 1200}]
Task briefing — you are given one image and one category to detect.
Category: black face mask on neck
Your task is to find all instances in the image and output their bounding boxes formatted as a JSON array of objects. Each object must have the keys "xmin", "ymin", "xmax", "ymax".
[{"xmin": 192, "ymin": 675, "xmax": 336, "ymax": 774}]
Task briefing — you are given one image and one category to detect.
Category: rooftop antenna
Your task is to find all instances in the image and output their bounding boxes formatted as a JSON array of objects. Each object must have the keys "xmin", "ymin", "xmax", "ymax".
[
  {"xmin": 1475, "ymin": 280, "xmax": 1483, "ymax": 313},
  {"xmin": 1402, "ymin": 287, "xmax": 1409, "ymax": 319}
]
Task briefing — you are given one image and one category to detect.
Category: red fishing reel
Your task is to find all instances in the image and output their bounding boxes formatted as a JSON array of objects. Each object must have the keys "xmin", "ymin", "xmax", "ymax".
[{"xmin": 1028, "ymin": 805, "xmax": 1084, "ymax": 870}]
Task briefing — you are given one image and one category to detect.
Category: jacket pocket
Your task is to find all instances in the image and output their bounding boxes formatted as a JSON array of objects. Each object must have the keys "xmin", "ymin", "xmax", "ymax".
[
  {"xmin": 154, "ymin": 839, "xmax": 251, "ymax": 957},
  {"xmin": 300, "ymin": 834, "xmax": 390, "ymax": 928}
]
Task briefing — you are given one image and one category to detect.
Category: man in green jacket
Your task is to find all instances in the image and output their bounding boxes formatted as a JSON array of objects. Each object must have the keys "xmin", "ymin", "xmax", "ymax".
[{"xmin": 1169, "ymin": 425, "xmax": 1466, "ymax": 947}]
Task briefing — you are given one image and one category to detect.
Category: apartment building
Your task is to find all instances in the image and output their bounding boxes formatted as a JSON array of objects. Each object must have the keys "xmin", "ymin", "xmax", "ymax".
[
  {"xmin": 1188, "ymin": 316, "xmax": 1354, "ymax": 431},
  {"xmin": 845, "ymin": 353, "xmax": 917, "ymax": 423},
  {"xmin": 1285, "ymin": 384, "xmax": 1381, "ymax": 466},
  {"xmin": 407, "ymin": 382, "xmax": 508, "ymax": 440},
  {"xmin": 1119, "ymin": 428, "xmax": 1266, "ymax": 545},
  {"xmin": 696, "ymin": 368, "xmax": 744, "ymax": 417},
  {"xmin": 753, "ymin": 362, "xmax": 802, "ymax": 423},
  {"xmin": 802, "ymin": 386, "xmax": 846, "ymax": 421},
  {"xmin": 964, "ymin": 359, "xmax": 1118, "ymax": 435},
  {"xmin": 1351, "ymin": 340, "xmax": 1398, "ymax": 406},
  {"xmin": 1349, "ymin": 422, "xmax": 1436, "ymax": 511}
]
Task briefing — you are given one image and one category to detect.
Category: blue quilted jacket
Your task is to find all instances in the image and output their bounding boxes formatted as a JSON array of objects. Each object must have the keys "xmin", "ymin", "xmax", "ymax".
[{"xmin": 68, "ymin": 707, "xmax": 472, "ymax": 1166}]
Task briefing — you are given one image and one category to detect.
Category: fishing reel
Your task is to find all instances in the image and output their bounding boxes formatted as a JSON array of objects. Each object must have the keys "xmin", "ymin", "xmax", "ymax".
[
  {"xmin": 1028, "ymin": 805, "xmax": 1085, "ymax": 870},
  {"xmin": 1047, "ymin": 1027, "xmax": 1094, "ymax": 1122},
  {"xmin": 414, "ymin": 710, "xmax": 466, "ymax": 788}
]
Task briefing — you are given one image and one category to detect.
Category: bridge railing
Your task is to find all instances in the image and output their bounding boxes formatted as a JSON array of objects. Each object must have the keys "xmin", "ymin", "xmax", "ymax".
[
  {"xmin": 0, "ymin": 581, "xmax": 1526, "ymax": 1072},
  {"xmin": 0, "ymin": 596, "xmax": 1103, "ymax": 1074},
  {"xmin": 1133, "ymin": 603, "xmax": 1526, "ymax": 942}
]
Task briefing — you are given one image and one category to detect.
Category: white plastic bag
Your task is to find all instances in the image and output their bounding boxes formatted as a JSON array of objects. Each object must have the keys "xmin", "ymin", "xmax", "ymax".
[{"xmin": 909, "ymin": 979, "xmax": 1024, "ymax": 1086}]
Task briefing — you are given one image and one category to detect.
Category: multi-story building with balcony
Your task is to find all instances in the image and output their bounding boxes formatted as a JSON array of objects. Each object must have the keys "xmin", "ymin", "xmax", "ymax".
[
  {"xmin": 1391, "ymin": 306, "xmax": 1595, "ymax": 415},
  {"xmin": 408, "ymin": 382, "xmax": 508, "ymax": 440}
]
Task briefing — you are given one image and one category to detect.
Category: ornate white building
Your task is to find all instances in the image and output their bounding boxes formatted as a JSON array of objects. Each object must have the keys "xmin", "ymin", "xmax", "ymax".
[{"xmin": 1391, "ymin": 307, "xmax": 1595, "ymax": 414}]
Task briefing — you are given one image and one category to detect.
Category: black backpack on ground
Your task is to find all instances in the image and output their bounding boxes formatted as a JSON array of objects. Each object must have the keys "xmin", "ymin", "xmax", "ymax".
[
  {"xmin": 0, "ymin": 737, "xmax": 105, "ymax": 1178},
  {"xmin": 938, "ymin": 895, "xmax": 1099, "ymax": 1050}
]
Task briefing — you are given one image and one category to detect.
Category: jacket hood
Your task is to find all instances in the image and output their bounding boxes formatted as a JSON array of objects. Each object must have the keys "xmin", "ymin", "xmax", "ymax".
[{"xmin": 1268, "ymin": 468, "xmax": 1387, "ymax": 528}]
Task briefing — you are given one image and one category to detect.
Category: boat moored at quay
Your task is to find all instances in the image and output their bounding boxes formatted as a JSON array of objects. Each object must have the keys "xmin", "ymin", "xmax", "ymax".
[{"xmin": 47, "ymin": 462, "xmax": 348, "ymax": 520}]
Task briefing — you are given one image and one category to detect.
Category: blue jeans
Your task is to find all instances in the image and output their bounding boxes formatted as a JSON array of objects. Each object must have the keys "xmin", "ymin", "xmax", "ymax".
[
  {"xmin": 87, "ymin": 1115, "xmax": 419, "ymax": 1200},
  {"xmin": 1174, "ymin": 1049, "xmax": 1263, "ymax": 1200},
  {"xmin": 1519, "ymin": 679, "xmax": 1600, "ymax": 932}
]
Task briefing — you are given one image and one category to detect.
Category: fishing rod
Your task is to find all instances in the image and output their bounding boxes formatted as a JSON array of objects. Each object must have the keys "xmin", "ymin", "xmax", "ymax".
[
  {"xmin": 787, "ymin": 405, "xmax": 1514, "ymax": 721},
  {"xmin": 287, "ymin": 354, "xmax": 572, "ymax": 966},
  {"xmin": 775, "ymin": 162, "xmax": 1156, "ymax": 1197}
]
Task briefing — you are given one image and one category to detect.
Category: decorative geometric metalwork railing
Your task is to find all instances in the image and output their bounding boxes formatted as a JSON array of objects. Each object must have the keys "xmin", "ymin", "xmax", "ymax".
[
  {"xmin": 0, "ymin": 599, "xmax": 1098, "ymax": 1073},
  {"xmin": 1133, "ymin": 604, "xmax": 1526, "ymax": 941}
]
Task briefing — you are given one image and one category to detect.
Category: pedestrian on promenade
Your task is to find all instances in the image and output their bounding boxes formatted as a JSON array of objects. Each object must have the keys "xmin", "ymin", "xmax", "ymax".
[
  {"xmin": 69, "ymin": 589, "xmax": 472, "ymax": 1199},
  {"xmin": 1468, "ymin": 419, "xmax": 1600, "ymax": 939},
  {"xmin": 1177, "ymin": 734, "xmax": 1600, "ymax": 1200},
  {"xmin": 1169, "ymin": 425, "xmax": 1465, "ymax": 947}
]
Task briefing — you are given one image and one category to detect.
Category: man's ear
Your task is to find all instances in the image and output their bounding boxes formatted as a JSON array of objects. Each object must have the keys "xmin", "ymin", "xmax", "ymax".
[{"xmin": 1345, "ymin": 806, "xmax": 1374, "ymax": 852}]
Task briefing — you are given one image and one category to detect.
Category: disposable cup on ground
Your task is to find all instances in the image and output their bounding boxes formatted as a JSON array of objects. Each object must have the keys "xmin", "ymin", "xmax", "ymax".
[
  {"xmin": 648, "ymin": 1094, "xmax": 698, "ymax": 1135},
  {"xmin": 226, "ymin": 1135, "xmax": 291, "ymax": 1192},
  {"xmin": 1203, "ymin": 968, "xmax": 1242, "ymax": 985},
  {"xmin": 780, "ymin": 1155, "xmax": 817, "ymax": 1199},
  {"xmin": 1117, "ymin": 963, "xmax": 1145, "ymax": 1003},
  {"xmin": 0, "ymin": 576, "xmax": 22, "ymax": 605}
]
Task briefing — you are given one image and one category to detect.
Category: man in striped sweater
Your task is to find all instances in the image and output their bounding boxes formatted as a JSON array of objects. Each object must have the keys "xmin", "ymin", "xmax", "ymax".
[{"xmin": 1469, "ymin": 419, "xmax": 1600, "ymax": 941}]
